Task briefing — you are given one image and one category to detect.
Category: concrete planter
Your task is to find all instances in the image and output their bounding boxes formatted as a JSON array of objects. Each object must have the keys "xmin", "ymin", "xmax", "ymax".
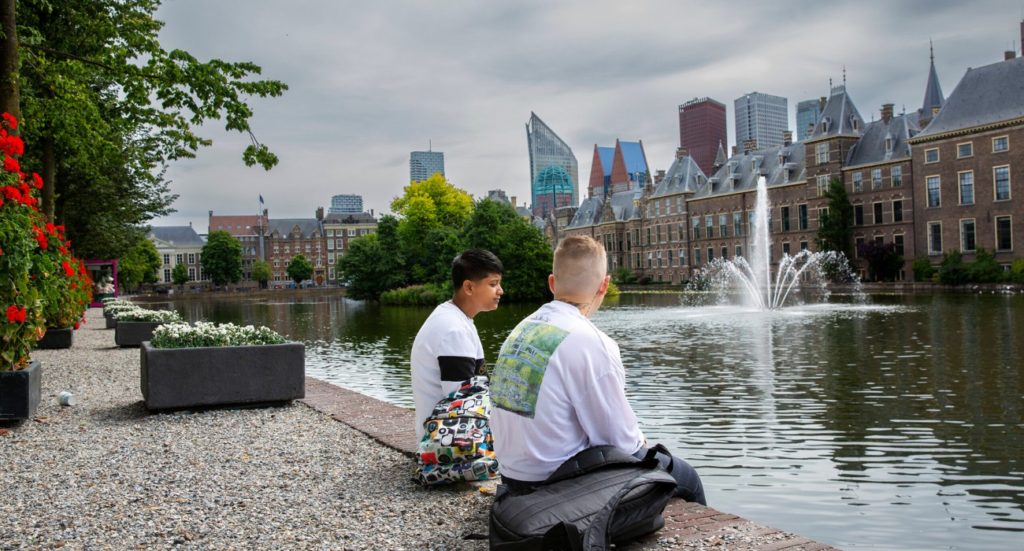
[
  {"xmin": 105, "ymin": 315, "xmax": 117, "ymax": 329},
  {"xmin": 38, "ymin": 327, "xmax": 73, "ymax": 350},
  {"xmin": 0, "ymin": 361, "xmax": 42, "ymax": 420},
  {"xmin": 115, "ymin": 321, "xmax": 164, "ymax": 347},
  {"xmin": 140, "ymin": 342, "xmax": 305, "ymax": 410}
]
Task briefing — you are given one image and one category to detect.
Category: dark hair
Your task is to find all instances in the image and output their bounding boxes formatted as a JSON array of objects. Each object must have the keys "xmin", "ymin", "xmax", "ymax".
[{"xmin": 452, "ymin": 249, "xmax": 503, "ymax": 290}]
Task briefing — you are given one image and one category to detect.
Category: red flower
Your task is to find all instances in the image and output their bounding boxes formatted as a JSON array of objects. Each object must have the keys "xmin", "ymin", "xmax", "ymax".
[
  {"xmin": 62, "ymin": 260, "xmax": 74, "ymax": 277},
  {"xmin": 73, "ymin": 321, "xmax": 80, "ymax": 330},
  {"xmin": 0, "ymin": 134, "xmax": 24, "ymax": 157},
  {"xmin": 46, "ymin": 222, "xmax": 56, "ymax": 234},
  {"xmin": 3, "ymin": 155, "xmax": 20, "ymax": 173},
  {"xmin": 31, "ymin": 173, "xmax": 43, "ymax": 190},
  {"xmin": 6, "ymin": 305, "xmax": 26, "ymax": 324},
  {"xmin": 2, "ymin": 112, "xmax": 17, "ymax": 130}
]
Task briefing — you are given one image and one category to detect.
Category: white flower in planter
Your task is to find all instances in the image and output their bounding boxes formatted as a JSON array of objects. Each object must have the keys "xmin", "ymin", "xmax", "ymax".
[{"xmin": 150, "ymin": 321, "xmax": 287, "ymax": 349}]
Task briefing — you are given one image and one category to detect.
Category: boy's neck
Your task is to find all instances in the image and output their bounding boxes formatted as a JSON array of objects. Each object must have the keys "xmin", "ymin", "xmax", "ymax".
[{"xmin": 452, "ymin": 293, "xmax": 478, "ymax": 319}]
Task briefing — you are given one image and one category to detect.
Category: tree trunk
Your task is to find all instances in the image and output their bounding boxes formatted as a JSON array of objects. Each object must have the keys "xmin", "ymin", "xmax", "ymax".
[
  {"xmin": 0, "ymin": 0, "xmax": 20, "ymax": 123},
  {"xmin": 41, "ymin": 135, "xmax": 56, "ymax": 221}
]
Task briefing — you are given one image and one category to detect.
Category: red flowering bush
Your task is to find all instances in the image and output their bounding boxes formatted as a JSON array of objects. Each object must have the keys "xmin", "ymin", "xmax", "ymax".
[{"xmin": 30, "ymin": 216, "xmax": 93, "ymax": 330}]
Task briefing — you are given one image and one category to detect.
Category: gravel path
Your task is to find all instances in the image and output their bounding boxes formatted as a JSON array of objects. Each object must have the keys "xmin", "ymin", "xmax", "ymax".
[{"xmin": 0, "ymin": 308, "xmax": 491, "ymax": 550}]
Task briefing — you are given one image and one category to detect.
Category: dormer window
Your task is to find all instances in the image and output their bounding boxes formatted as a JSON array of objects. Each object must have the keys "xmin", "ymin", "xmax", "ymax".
[
  {"xmin": 820, "ymin": 117, "xmax": 832, "ymax": 133},
  {"xmin": 885, "ymin": 136, "xmax": 893, "ymax": 154},
  {"xmin": 851, "ymin": 116, "xmax": 859, "ymax": 131}
]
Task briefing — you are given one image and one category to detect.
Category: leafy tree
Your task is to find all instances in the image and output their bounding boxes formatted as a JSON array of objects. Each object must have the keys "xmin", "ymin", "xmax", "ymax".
[
  {"xmin": 1, "ymin": 0, "xmax": 286, "ymax": 257},
  {"xmin": 118, "ymin": 237, "xmax": 160, "ymax": 292},
  {"xmin": 912, "ymin": 257, "xmax": 936, "ymax": 282},
  {"xmin": 464, "ymin": 199, "xmax": 552, "ymax": 302},
  {"xmin": 171, "ymin": 262, "xmax": 189, "ymax": 286},
  {"xmin": 337, "ymin": 234, "xmax": 407, "ymax": 301},
  {"xmin": 857, "ymin": 241, "xmax": 903, "ymax": 282},
  {"xmin": 967, "ymin": 248, "xmax": 1004, "ymax": 283},
  {"xmin": 391, "ymin": 174, "xmax": 472, "ymax": 283},
  {"xmin": 815, "ymin": 178, "xmax": 854, "ymax": 260},
  {"xmin": 201, "ymin": 230, "xmax": 242, "ymax": 286},
  {"xmin": 252, "ymin": 259, "xmax": 271, "ymax": 289},
  {"xmin": 611, "ymin": 266, "xmax": 637, "ymax": 285},
  {"xmin": 286, "ymin": 254, "xmax": 313, "ymax": 285}
]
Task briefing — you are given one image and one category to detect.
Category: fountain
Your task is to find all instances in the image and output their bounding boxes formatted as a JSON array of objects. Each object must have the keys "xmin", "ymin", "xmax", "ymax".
[{"xmin": 689, "ymin": 176, "xmax": 858, "ymax": 310}]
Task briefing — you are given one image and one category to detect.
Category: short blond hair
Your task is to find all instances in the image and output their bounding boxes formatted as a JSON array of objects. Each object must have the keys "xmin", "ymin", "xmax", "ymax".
[{"xmin": 553, "ymin": 236, "xmax": 607, "ymax": 296}]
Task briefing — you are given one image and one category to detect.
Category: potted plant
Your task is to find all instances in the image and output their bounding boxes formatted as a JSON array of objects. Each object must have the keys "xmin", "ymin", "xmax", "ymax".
[
  {"xmin": 102, "ymin": 299, "xmax": 136, "ymax": 329},
  {"xmin": 141, "ymin": 321, "xmax": 304, "ymax": 410},
  {"xmin": 0, "ymin": 113, "xmax": 47, "ymax": 420},
  {"xmin": 112, "ymin": 307, "xmax": 182, "ymax": 347},
  {"xmin": 33, "ymin": 222, "xmax": 92, "ymax": 349}
]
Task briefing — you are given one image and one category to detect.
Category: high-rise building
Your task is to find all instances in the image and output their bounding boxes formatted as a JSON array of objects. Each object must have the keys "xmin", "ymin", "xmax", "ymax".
[
  {"xmin": 678, "ymin": 97, "xmax": 727, "ymax": 176},
  {"xmin": 410, "ymin": 150, "xmax": 444, "ymax": 182},
  {"xmin": 796, "ymin": 98, "xmax": 823, "ymax": 141},
  {"xmin": 735, "ymin": 92, "xmax": 789, "ymax": 150},
  {"xmin": 526, "ymin": 112, "xmax": 579, "ymax": 217},
  {"xmin": 328, "ymin": 194, "xmax": 363, "ymax": 215}
]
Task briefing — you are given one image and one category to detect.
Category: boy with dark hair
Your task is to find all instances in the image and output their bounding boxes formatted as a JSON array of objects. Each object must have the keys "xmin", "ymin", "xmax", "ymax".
[{"xmin": 411, "ymin": 249, "xmax": 504, "ymax": 438}]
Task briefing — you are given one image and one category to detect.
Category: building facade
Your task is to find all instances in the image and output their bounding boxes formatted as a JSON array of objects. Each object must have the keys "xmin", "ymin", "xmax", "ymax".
[
  {"xmin": 328, "ymin": 194, "xmax": 363, "ymax": 215},
  {"xmin": 526, "ymin": 112, "xmax": 579, "ymax": 216},
  {"xmin": 148, "ymin": 225, "xmax": 207, "ymax": 285},
  {"xmin": 410, "ymin": 150, "xmax": 445, "ymax": 182},
  {"xmin": 266, "ymin": 213, "xmax": 326, "ymax": 286},
  {"xmin": 208, "ymin": 211, "xmax": 268, "ymax": 282},
  {"xmin": 678, "ymin": 97, "xmax": 728, "ymax": 177},
  {"xmin": 735, "ymin": 92, "xmax": 789, "ymax": 150},
  {"xmin": 796, "ymin": 98, "xmax": 824, "ymax": 141},
  {"xmin": 323, "ymin": 212, "xmax": 378, "ymax": 284}
]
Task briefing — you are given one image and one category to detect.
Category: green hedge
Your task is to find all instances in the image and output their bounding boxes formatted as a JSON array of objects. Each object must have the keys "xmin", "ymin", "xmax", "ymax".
[{"xmin": 379, "ymin": 284, "xmax": 449, "ymax": 306}]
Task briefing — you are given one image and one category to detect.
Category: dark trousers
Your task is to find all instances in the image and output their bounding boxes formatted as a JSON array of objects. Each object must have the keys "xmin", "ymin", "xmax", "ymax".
[{"xmin": 633, "ymin": 446, "xmax": 706, "ymax": 505}]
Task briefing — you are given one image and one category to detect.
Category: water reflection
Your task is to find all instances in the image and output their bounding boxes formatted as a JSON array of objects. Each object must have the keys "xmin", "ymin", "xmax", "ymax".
[{"xmin": 163, "ymin": 293, "xmax": 1024, "ymax": 550}]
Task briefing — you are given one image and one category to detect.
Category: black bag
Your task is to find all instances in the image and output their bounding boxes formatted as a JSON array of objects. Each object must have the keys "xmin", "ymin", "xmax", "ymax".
[{"xmin": 489, "ymin": 445, "xmax": 678, "ymax": 550}]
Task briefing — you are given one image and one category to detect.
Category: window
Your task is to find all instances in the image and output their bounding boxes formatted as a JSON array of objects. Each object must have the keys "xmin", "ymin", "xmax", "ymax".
[
  {"xmin": 893, "ymin": 200, "xmax": 903, "ymax": 222},
  {"xmin": 871, "ymin": 169, "xmax": 882, "ymax": 190},
  {"xmin": 646, "ymin": 228, "xmax": 652, "ymax": 245},
  {"xmin": 705, "ymin": 215, "xmax": 714, "ymax": 238},
  {"xmin": 655, "ymin": 202, "xmax": 660, "ymax": 216},
  {"xmin": 656, "ymin": 225, "xmax": 661, "ymax": 243},
  {"xmin": 176, "ymin": 254, "xmax": 183, "ymax": 265},
  {"xmin": 692, "ymin": 217, "xmax": 701, "ymax": 240},
  {"xmin": 187, "ymin": 253, "xmax": 195, "ymax": 264},
  {"xmin": 798, "ymin": 204, "xmax": 808, "ymax": 230},
  {"xmin": 800, "ymin": 241, "xmax": 808, "ymax": 251},
  {"xmin": 188, "ymin": 267, "xmax": 195, "ymax": 280},
  {"xmin": 817, "ymin": 175, "xmax": 829, "ymax": 196},
  {"xmin": 852, "ymin": 172, "xmax": 863, "ymax": 193},
  {"xmin": 668, "ymin": 250, "xmax": 673, "ymax": 265},
  {"xmin": 927, "ymin": 176, "xmax": 941, "ymax": 207},
  {"xmin": 162, "ymin": 254, "xmax": 170, "ymax": 266},
  {"xmin": 679, "ymin": 249, "xmax": 686, "ymax": 265},
  {"xmin": 855, "ymin": 237, "xmax": 865, "ymax": 258},
  {"xmin": 347, "ymin": 229, "xmax": 356, "ymax": 237},
  {"xmin": 928, "ymin": 222, "xmax": 942, "ymax": 254},
  {"xmin": 854, "ymin": 204, "xmax": 864, "ymax": 226},
  {"xmin": 874, "ymin": 203, "xmax": 884, "ymax": 224},
  {"xmin": 956, "ymin": 142, "xmax": 973, "ymax": 158},
  {"xmin": 958, "ymin": 171, "xmax": 974, "ymax": 205},
  {"xmin": 995, "ymin": 216, "xmax": 1012, "ymax": 251},
  {"xmin": 960, "ymin": 219, "xmax": 976, "ymax": 252},
  {"xmin": 783, "ymin": 242, "xmax": 791, "ymax": 255},
  {"xmin": 993, "ymin": 136, "xmax": 1009, "ymax": 153},
  {"xmin": 733, "ymin": 212, "xmax": 743, "ymax": 237},
  {"xmin": 721, "ymin": 247, "xmax": 728, "ymax": 259},
  {"xmin": 994, "ymin": 166, "xmax": 1011, "ymax": 201},
  {"xmin": 925, "ymin": 148, "xmax": 939, "ymax": 163},
  {"xmin": 781, "ymin": 206, "xmax": 791, "ymax": 231},
  {"xmin": 885, "ymin": 137, "xmax": 893, "ymax": 154},
  {"xmin": 735, "ymin": 245, "xmax": 743, "ymax": 258},
  {"xmin": 327, "ymin": 239, "xmax": 334, "ymax": 250},
  {"xmin": 894, "ymin": 234, "xmax": 905, "ymax": 256},
  {"xmin": 163, "ymin": 269, "xmax": 171, "ymax": 283},
  {"xmin": 694, "ymin": 248, "xmax": 702, "ymax": 265},
  {"xmin": 891, "ymin": 165, "xmax": 902, "ymax": 187},
  {"xmin": 816, "ymin": 142, "xmax": 829, "ymax": 164},
  {"xmin": 719, "ymin": 214, "xmax": 728, "ymax": 238},
  {"xmin": 707, "ymin": 248, "xmax": 714, "ymax": 262}
]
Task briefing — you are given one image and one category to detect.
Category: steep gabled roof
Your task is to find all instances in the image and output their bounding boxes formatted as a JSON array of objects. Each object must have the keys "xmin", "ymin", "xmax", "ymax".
[
  {"xmin": 913, "ymin": 56, "xmax": 1024, "ymax": 140},
  {"xmin": 617, "ymin": 140, "xmax": 649, "ymax": 177},
  {"xmin": 597, "ymin": 146, "xmax": 615, "ymax": 177},
  {"xmin": 846, "ymin": 114, "xmax": 920, "ymax": 167},
  {"xmin": 148, "ymin": 226, "xmax": 205, "ymax": 247},
  {"xmin": 807, "ymin": 85, "xmax": 864, "ymax": 141},
  {"xmin": 268, "ymin": 218, "xmax": 321, "ymax": 238},
  {"xmin": 693, "ymin": 142, "xmax": 805, "ymax": 200},
  {"xmin": 921, "ymin": 46, "xmax": 945, "ymax": 116},
  {"xmin": 713, "ymin": 141, "xmax": 727, "ymax": 169},
  {"xmin": 653, "ymin": 155, "xmax": 706, "ymax": 196}
]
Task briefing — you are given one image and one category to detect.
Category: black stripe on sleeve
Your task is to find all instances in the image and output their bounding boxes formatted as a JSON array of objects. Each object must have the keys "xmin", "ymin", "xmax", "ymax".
[{"xmin": 438, "ymin": 356, "xmax": 479, "ymax": 382}]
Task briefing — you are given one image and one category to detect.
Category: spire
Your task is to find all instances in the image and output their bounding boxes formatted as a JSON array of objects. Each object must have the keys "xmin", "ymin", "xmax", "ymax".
[
  {"xmin": 921, "ymin": 41, "xmax": 945, "ymax": 117},
  {"xmin": 713, "ymin": 140, "xmax": 727, "ymax": 170}
]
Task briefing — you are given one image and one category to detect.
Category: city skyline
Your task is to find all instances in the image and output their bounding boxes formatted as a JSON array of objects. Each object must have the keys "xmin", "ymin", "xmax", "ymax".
[{"xmin": 149, "ymin": 1, "xmax": 1024, "ymax": 228}]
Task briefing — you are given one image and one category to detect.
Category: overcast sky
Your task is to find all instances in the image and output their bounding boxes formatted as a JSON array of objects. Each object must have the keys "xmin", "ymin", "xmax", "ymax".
[{"xmin": 150, "ymin": 0, "xmax": 1024, "ymax": 229}]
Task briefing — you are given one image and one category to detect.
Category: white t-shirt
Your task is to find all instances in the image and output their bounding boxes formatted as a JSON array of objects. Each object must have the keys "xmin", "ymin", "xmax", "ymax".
[
  {"xmin": 411, "ymin": 301, "xmax": 484, "ymax": 439},
  {"xmin": 489, "ymin": 301, "xmax": 644, "ymax": 482}
]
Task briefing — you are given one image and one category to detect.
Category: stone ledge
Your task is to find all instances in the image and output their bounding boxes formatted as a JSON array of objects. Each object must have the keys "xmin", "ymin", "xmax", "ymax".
[{"xmin": 300, "ymin": 376, "xmax": 839, "ymax": 551}]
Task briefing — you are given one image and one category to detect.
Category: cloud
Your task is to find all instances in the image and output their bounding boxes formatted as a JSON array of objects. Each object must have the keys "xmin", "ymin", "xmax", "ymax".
[{"xmin": 150, "ymin": 0, "xmax": 1024, "ymax": 228}]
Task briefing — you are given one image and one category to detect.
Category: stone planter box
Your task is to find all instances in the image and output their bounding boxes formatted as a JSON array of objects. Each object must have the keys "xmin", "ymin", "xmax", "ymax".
[
  {"xmin": 105, "ymin": 314, "xmax": 117, "ymax": 329},
  {"xmin": 115, "ymin": 321, "xmax": 164, "ymax": 347},
  {"xmin": 0, "ymin": 361, "xmax": 42, "ymax": 420},
  {"xmin": 140, "ymin": 342, "xmax": 305, "ymax": 410},
  {"xmin": 37, "ymin": 327, "xmax": 73, "ymax": 349}
]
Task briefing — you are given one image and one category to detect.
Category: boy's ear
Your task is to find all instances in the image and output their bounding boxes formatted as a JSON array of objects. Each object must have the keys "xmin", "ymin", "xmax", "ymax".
[{"xmin": 460, "ymin": 279, "xmax": 474, "ymax": 295}]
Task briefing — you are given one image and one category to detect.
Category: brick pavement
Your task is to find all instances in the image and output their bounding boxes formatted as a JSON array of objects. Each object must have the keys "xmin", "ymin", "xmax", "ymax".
[{"xmin": 301, "ymin": 377, "xmax": 839, "ymax": 550}]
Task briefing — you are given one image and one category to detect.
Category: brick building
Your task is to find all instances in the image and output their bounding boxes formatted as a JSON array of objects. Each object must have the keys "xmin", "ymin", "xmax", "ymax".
[
  {"xmin": 208, "ymin": 211, "xmax": 269, "ymax": 282},
  {"xmin": 266, "ymin": 212, "xmax": 325, "ymax": 286},
  {"xmin": 323, "ymin": 211, "xmax": 378, "ymax": 284}
]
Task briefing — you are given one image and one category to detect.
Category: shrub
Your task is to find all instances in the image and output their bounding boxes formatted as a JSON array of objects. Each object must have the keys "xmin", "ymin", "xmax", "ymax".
[
  {"xmin": 939, "ymin": 251, "xmax": 969, "ymax": 286},
  {"xmin": 1010, "ymin": 259, "xmax": 1024, "ymax": 284},
  {"xmin": 966, "ymin": 248, "xmax": 1004, "ymax": 283},
  {"xmin": 150, "ymin": 321, "xmax": 287, "ymax": 348},
  {"xmin": 30, "ymin": 218, "xmax": 92, "ymax": 329},
  {"xmin": 380, "ymin": 284, "xmax": 448, "ymax": 305},
  {"xmin": 611, "ymin": 267, "xmax": 636, "ymax": 285},
  {"xmin": 605, "ymin": 280, "xmax": 621, "ymax": 298},
  {"xmin": 912, "ymin": 257, "xmax": 936, "ymax": 282}
]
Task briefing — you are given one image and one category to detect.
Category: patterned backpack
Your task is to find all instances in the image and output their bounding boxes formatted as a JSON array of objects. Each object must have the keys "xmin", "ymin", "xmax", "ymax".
[{"xmin": 416, "ymin": 375, "xmax": 500, "ymax": 485}]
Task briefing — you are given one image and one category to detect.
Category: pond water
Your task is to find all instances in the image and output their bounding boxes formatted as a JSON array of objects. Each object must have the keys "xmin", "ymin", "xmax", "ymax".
[{"xmin": 162, "ymin": 292, "xmax": 1024, "ymax": 550}]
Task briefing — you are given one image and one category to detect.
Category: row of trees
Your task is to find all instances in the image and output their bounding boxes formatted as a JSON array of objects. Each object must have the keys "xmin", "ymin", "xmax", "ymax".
[
  {"xmin": 337, "ymin": 174, "xmax": 553, "ymax": 302},
  {"xmin": 0, "ymin": 0, "xmax": 285, "ymax": 264}
]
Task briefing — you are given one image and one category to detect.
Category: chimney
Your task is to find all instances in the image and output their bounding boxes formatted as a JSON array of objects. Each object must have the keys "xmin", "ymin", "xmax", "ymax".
[
  {"xmin": 655, "ymin": 169, "xmax": 666, "ymax": 184},
  {"xmin": 316, "ymin": 206, "xmax": 324, "ymax": 221},
  {"xmin": 676, "ymin": 147, "xmax": 688, "ymax": 159},
  {"xmin": 818, "ymin": 96, "xmax": 827, "ymax": 111},
  {"xmin": 370, "ymin": 208, "xmax": 374, "ymax": 217},
  {"xmin": 511, "ymin": 195, "xmax": 517, "ymax": 207},
  {"xmin": 881, "ymin": 103, "xmax": 894, "ymax": 123},
  {"xmin": 1005, "ymin": 50, "xmax": 1016, "ymax": 61},
  {"xmin": 782, "ymin": 131, "xmax": 793, "ymax": 146},
  {"xmin": 742, "ymin": 138, "xmax": 758, "ymax": 154}
]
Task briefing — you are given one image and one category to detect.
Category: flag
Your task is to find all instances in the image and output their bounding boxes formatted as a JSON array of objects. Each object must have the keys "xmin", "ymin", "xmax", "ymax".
[{"xmin": 259, "ymin": 194, "xmax": 264, "ymax": 205}]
